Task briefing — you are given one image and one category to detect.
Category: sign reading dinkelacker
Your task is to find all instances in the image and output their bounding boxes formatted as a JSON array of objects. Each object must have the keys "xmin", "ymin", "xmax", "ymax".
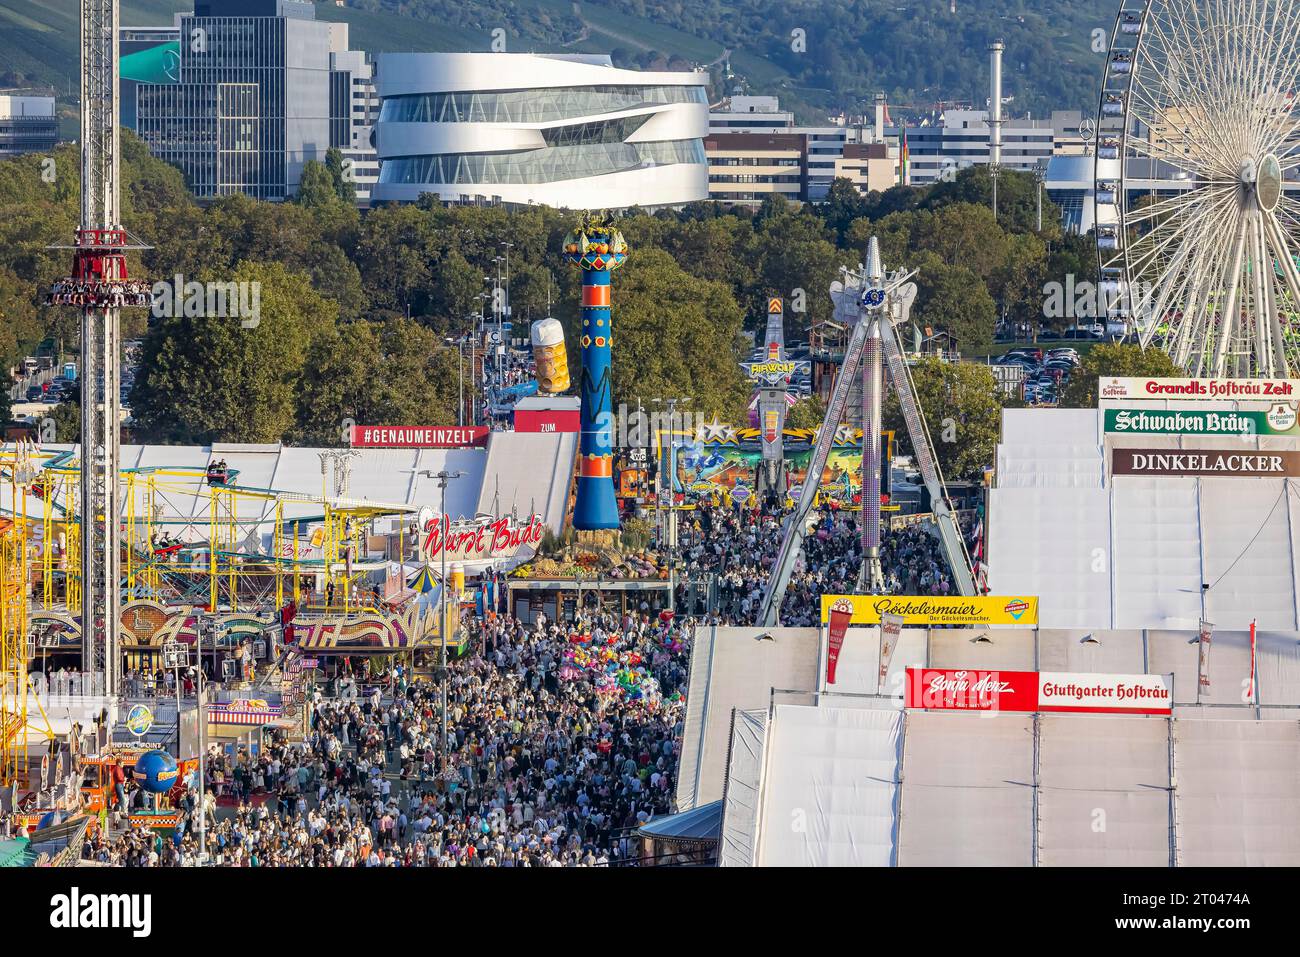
[
  {"xmin": 1099, "ymin": 377, "xmax": 1300, "ymax": 401},
  {"xmin": 904, "ymin": 668, "xmax": 1172, "ymax": 715},
  {"xmin": 1112, "ymin": 448, "xmax": 1300, "ymax": 478}
]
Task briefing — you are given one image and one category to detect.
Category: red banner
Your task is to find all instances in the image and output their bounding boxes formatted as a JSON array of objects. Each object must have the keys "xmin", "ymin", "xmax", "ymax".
[
  {"xmin": 350, "ymin": 426, "xmax": 488, "ymax": 448},
  {"xmin": 826, "ymin": 598, "xmax": 853, "ymax": 685},
  {"xmin": 905, "ymin": 668, "xmax": 1173, "ymax": 715},
  {"xmin": 905, "ymin": 668, "xmax": 1039, "ymax": 712},
  {"xmin": 515, "ymin": 409, "xmax": 581, "ymax": 433}
]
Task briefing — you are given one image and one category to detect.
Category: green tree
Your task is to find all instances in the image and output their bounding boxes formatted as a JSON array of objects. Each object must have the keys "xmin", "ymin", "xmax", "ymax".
[
  {"xmin": 1059, "ymin": 343, "xmax": 1185, "ymax": 408},
  {"xmin": 48, "ymin": 399, "xmax": 80, "ymax": 442},
  {"xmin": 883, "ymin": 357, "xmax": 1004, "ymax": 481},
  {"xmin": 131, "ymin": 262, "xmax": 338, "ymax": 443},
  {"xmin": 785, "ymin": 394, "xmax": 827, "ymax": 431},
  {"xmin": 586, "ymin": 248, "xmax": 751, "ymax": 421},
  {"xmin": 912, "ymin": 256, "xmax": 998, "ymax": 355},
  {"xmin": 325, "ymin": 148, "xmax": 357, "ymax": 205},
  {"xmin": 295, "ymin": 160, "xmax": 340, "ymax": 208}
]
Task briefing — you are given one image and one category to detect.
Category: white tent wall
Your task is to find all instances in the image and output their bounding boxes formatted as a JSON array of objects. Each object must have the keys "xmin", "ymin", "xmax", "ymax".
[
  {"xmin": 1002, "ymin": 408, "xmax": 1098, "ymax": 446},
  {"xmin": 1037, "ymin": 715, "xmax": 1172, "ymax": 866},
  {"xmin": 818, "ymin": 625, "xmax": 926, "ymax": 698},
  {"xmin": 676, "ymin": 626, "xmax": 819, "ymax": 811},
  {"xmin": 754, "ymin": 705, "xmax": 902, "ymax": 867},
  {"xmin": 718, "ymin": 709, "xmax": 768, "ymax": 868},
  {"xmin": 473, "ymin": 431, "xmax": 578, "ymax": 531},
  {"xmin": 1200, "ymin": 479, "xmax": 1296, "ymax": 631},
  {"xmin": 1112, "ymin": 477, "xmax": 1202, "ymax": 629},
  {"xmin": 996, "ymin": 444, "xmax": 1105, "ymax": 488},
  {"xmin": 1173, "ymin": 719, "xmax": 1300, "ymax": 866},
  {"xmin": 987, "ymin": 487, "xmax": 1112, "ymax": 627},
  {"xmin": 928, "ymin": 628, "xmax": 1036, "ymax": 670},
  {"xmin": 1036, "ymin": 629, "xmax": 1145, "ymax": 673},
  {"xmin": 898, "ymin": 711, "xmax": 1035, "ymax": 866}
]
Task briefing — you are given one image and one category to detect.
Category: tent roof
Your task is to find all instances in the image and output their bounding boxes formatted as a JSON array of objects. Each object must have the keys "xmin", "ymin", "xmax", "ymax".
[{"xmin": 637, "ymin": 799, "xmax": 723, "ymax": 842}]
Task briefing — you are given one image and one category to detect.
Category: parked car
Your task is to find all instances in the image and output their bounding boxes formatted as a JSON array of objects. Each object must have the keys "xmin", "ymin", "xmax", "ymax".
[{"xmin": 25, "ymin": 385, "xmax": 42, "ymax": 402}]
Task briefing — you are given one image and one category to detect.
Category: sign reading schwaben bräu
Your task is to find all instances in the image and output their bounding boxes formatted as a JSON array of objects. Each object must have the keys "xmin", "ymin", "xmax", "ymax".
[
  {"xmin": 1105, "ymin": 405, "xmax": 1300, "ymax": 436},
  {"xmin": 1112, "ymin": 448, "xmax": 1300, "ymax": 477}
]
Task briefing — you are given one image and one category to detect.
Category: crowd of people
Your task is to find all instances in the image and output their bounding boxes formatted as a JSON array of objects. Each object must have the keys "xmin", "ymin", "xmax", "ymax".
[
  {"xmin": 77, "ymin": 608, "xmax": 692, "ymax": 867},
  {"xmin": 674, "ymin": 492, "xmax": 970, "ymax": 626},
  {"xmin": 47, "ymin": 278, "xmax": 153, "ymax": 309}
]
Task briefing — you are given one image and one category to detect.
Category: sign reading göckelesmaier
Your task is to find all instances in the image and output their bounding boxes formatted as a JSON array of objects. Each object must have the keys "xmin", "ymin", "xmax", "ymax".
[
  {"xmin": 1105, "ymin": 405, "xmax": 1300, "ymax": 436},
  {"xmin": 1099, "ymin": 377, "xmax": 1300, "ymax": 401},
  {"xmin": 820, "ymin": 594, "xmax": 1039, "ymax": 626},
  {"xmin": 1112, "ymin": 448, "xmax": 1300, "ymax": 477}
]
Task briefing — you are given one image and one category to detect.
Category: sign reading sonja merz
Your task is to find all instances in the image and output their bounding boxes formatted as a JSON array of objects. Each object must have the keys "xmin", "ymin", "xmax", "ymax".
[
  {"xmin": 904, "ymin": 668, "xmax": 1172, "ymax": 714},
  {"xmin": 1098, "ymin": 377, "xmax": 1300, "ymax": 401},
  {"xmin": 1105, "ymin": 405, "xmax": 1300, "ymax": 436},
  {"xmin": 1112, "ymin": 448, "xmax": 1300, "ymax": 477}
]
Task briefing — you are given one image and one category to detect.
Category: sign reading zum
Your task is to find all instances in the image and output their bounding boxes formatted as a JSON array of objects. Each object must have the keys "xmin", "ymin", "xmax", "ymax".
[{"xmin": 1105, "ymin": 405, "xmax": 1300, "ymax": 436}]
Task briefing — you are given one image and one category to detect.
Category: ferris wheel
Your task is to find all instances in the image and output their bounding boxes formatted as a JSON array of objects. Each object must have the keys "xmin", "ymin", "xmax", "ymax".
[{"xmin": 1094, "ymin": 0, "xmax": 1300, "ymax": 377}]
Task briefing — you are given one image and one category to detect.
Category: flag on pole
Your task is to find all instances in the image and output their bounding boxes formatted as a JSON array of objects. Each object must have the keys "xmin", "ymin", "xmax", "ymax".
[
  {"xmin": 900, "ymin": 127, "xmax": 910, "ymax": 186},
  {"xmin": 826, "ymin": 598, "xmax": 853, "ymax": 685},
  {"xmin": 879, "ymin": 613, "xmax": 904, "ymax": 692},
  {"xmin": 1248, "ymin": 619, "xmax": 1258, "ymax": 704},
  {"xmin": 1196, "ymin": 619, "xmax": 1212, "ymax": 700}
]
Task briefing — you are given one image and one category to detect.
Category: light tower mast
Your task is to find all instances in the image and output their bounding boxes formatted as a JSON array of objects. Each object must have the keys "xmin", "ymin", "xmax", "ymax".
[{"xmin": 47, "ymin": 0, "xmax": 150, "ymax": 695}]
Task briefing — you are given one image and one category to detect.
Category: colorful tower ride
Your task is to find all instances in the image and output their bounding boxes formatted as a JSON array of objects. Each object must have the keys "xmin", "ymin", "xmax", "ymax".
[{"xmin": 562, "ymin": 216, "xmax": 627, "ymax": 530}]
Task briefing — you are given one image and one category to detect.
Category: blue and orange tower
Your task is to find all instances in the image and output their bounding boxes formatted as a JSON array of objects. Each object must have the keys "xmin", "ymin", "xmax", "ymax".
[{"xmin": 562, "ymin": 216, "xmax": 627, "ymax": 530}]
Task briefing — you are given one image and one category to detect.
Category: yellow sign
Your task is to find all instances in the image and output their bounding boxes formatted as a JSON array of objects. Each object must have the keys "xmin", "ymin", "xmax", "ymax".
[
  {"xmin": 820, "ymin": 594, "xmax": 1039, "ymax": 626},
  {"xmin": 767, "ymin": 297, "xmax": 783, "ymax": 314}
]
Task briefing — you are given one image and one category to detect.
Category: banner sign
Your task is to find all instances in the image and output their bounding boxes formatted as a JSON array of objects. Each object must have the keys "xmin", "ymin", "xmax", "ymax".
[
  {"xmin": 1098, "ymin": 377, "xmax": 1300, "ymax": 401},
  {"xmin": 879, "ymin": 613, "xmax": 903, "ymax": 688},
  {"xmin": 206, "ymin": 700, "xmax": 284, "ymax": 725},
  {"xmin": 904, "ymin": 668, "xmax": 1172, "ymax": 715},
  {"xmin": 350, "ymin": 425, "xmax": 488, "ymax": 448},
  {"xmin": 1197, "ymin": 620, "xmax": 1212, "ymax": 698},
  {"xmin": 1111, "ymin": 448, "xmax": 1300, "ymax": 478},
  {"xmin": 421, "ymin": 513, "xmax": 545, "ymax": 563},
  {"xmin": 514, "ymin": 409, "xmax": 580, "ymax": 433},
  {"xmin": 820, "ymin": 594, "xmax": 1038, "ymax": 626},
  {"xmin": 1105, "ymin": 406, "xmax": 1300, "ymax": 436},
  {"xmin": 826, "ymin": 597, "xmax": 852, "ymax": 685}
]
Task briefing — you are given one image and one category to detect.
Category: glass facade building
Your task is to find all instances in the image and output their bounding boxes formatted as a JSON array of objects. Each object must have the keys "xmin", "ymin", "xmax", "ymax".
[
  {"xmin": 133, "ymin": 0, "xmax": 351, "ymax": 201},
  {"xmin": 372, "ymin": 53, "xmax": 709, "ymax": 208}
]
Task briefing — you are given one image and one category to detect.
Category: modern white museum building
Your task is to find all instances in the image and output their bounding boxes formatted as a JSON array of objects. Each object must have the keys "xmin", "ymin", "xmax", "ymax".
[{"xmin": 370, "ymin": 53, "xmax": 709, "ymax": 208}]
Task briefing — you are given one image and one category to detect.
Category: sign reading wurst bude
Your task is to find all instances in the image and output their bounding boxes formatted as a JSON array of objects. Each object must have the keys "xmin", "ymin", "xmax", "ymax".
[
  {"xmin": 1112, "ymin": 448, "xmax": 1300, "ymax": 477},
  {"xmin": 820, "ymin": 594, "xmax": 1038, "ymax": 626},
  {"xmin": 1105, "ymin": 405, "xmax": 1300, "ymax": 436},
  {"xmin": 1098, "ymin": 377, "xmax": 1300, "ymax": 401}
]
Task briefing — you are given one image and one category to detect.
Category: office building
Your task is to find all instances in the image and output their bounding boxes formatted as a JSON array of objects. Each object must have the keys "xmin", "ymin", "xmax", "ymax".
[
  {"xmin": 371, "ymin": 53, "xmax": 709, "ymax": 208},
  {"xmin": 707, "ymin": 95, "xmax": 899, "ymax": 203},
  {"xmin": 129, "ymin": 0, "xmax": 372, "ymax": 201},
  {"xmin": 0, "ymin": 92, "xmax": 58, "ymax": 158},
  {"xmin": 704, "ymin": 132, "xmax": 805, "ymax": 207}
]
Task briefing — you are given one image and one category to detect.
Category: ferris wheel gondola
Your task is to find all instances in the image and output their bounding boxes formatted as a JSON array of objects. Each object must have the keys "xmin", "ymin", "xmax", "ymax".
[{"xmin": 1094, "ymin": 0, "xmax": 1300, "ymax": 376}]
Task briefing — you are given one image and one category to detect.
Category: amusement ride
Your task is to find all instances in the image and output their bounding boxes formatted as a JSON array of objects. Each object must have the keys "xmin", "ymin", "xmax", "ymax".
[{"xmin": 1095, "ymin": 0, "xmax": 1300, "ymax": 376}]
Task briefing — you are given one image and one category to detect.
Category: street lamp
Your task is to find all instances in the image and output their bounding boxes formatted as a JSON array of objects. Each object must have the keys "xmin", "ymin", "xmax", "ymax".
[{"xmin": 415, "ymin": 468, "xmax": 465, "ymax": 768}]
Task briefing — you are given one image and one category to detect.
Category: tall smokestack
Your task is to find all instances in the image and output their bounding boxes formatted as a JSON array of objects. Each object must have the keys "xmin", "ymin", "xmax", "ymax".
[
  {"xmin": 874, "ymin": 92, "xmax": 886, "ymax": 143},
  {"xmin": 988, "ymin": 39, "xmax": 1004, "ymax": 169}
]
